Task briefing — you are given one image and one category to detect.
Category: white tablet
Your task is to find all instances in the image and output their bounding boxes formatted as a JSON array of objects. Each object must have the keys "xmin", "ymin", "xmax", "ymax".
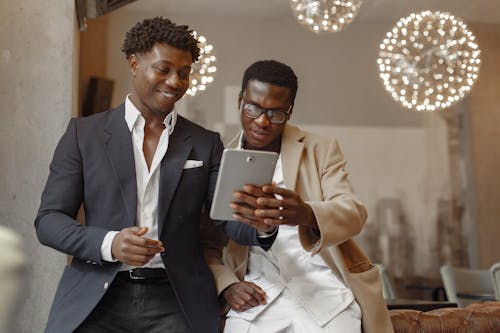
[{"xmin": 210, "ymin": 149, "xmax": 279, "ymax": 221}]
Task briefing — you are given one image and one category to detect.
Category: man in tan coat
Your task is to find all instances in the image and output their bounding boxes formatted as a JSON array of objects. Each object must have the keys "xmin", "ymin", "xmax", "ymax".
[{"xmin": 206, "ymin": 60, "xmax": 393, "ymax": 332}]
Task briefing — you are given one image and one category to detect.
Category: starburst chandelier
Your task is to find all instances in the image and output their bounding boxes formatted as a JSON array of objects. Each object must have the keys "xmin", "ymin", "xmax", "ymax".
[
  {"xmin": 377, "ymin": 11, "xmax": 481, "ymax": 111},
  {"xmin": 289, "ymin": 0, "xmax": 362, "ymax": 33},
  {"xmin": 186, "ymin": 32, "xmax": 216, "ymax": 97}
]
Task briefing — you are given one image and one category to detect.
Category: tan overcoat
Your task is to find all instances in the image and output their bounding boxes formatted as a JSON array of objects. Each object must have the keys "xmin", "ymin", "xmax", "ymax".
[{"xmin": 204, "ymin": 124, "xmax": 394, "ymax": 333}]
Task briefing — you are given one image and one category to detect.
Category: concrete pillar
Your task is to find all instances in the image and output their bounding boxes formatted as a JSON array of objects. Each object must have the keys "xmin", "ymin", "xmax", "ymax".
[{"xmin": 0, "ymin": 1, "xmax": 76, "ymax": 331}]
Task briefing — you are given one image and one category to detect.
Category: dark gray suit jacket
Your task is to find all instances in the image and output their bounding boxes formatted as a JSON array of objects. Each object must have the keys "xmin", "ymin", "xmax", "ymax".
[{"xmin": 35, "ymin": 105, "xmax": 264, "ymax": 333}]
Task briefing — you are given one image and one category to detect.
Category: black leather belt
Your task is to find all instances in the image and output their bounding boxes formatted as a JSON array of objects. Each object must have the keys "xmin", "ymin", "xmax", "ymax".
[{"xmin": 117, "ymin": 268, "xmax": 168, "ymax": 281}]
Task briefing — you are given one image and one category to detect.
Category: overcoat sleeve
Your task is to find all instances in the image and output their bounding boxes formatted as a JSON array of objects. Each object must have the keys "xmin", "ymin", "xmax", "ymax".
[{"xmin": 298, "ymin": 137, "xmax": 367, "ymax": 254}]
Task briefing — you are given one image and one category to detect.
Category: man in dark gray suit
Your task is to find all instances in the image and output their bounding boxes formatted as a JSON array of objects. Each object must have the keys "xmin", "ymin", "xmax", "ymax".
[{"xmin": 35, "ymin": 17, "xmax": 269, "ymax": 333}]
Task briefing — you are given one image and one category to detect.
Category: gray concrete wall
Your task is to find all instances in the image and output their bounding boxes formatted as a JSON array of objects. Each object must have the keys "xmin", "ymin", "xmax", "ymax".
[{"xmin": 0, "ymin": 1, "xmax": 76, "ymax": 331}]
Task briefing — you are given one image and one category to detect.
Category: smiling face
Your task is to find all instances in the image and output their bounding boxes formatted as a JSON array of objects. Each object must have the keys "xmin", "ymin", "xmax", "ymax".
[
  {"xmin": 240, "ymin": 80, "xmax": 293, "ymax": 153},
  {"xmin": 129, "ymin": 43, "xmax": 192, "ymax": 117}
]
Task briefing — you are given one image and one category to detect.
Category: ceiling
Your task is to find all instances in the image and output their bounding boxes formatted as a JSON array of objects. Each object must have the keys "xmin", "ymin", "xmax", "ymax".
[{"xmin": 123, "ymin": 0, "xmax": 500, "ymax": 24}]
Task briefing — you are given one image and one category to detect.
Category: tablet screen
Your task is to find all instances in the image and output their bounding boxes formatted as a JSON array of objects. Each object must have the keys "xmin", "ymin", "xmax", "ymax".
[{"xmin": 210, "ymin": 149, "xmax": 278, "ymax": 221}]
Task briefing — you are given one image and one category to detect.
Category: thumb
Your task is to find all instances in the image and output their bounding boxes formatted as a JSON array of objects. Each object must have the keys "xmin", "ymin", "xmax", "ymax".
[
  {"xmin": 252, "ymin": 284, "xmax": 266, "ymax": 296},
  {"xmin": 133, "ymin": 226, "xmax": 149, "ymax": 236}
]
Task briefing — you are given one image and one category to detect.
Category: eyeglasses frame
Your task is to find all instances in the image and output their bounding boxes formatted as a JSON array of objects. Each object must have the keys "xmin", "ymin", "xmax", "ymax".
[{"xmin": 240, "ymin": 97, "xmax": 292, "ymax": 124}]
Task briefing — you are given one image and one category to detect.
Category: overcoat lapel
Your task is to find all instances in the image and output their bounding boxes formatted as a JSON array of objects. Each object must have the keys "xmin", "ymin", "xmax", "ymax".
[
  {"xmin": 280, "ymin": 125, "xmax": 305, "ymax": 191},
  {"xmin": 158, "ymin": 117, "xmax": 193, "ymax": 236},
  {"xmin": 103, "ymin": 105, "xmax": 137, "ymax": 227}
]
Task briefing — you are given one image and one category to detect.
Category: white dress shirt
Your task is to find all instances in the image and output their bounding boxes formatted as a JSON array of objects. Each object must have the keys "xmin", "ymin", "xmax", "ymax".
[{"xmin": 100, "ymin": 95, "xmax": 176, "ymax": 270}]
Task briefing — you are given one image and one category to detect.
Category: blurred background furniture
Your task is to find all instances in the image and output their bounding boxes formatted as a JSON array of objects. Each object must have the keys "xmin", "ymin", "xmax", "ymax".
[
  {"xmin": 440, "ymin": 264, "xmax": 496, "ymax": 307},
  {"xmin": 376, "ymin": 264, "xmax": 457, "ymax": 311},
  {"xmin": 0, "ymin": 226, "xmax": 27, "ymax": 333},
  {"xmin": 490, "ymin": 262, "xmax": 500, "ymax": 301},
  {"xmin": 375, "ymin": 263, "xmax": 399, "ymax": 300},
  {"xmin": 402, "ymin": 276, "xmax": 447, "ymax": 301},
  {"xmin": 386, "ymin": 299, "xmax": 456, "ymax": 312},
  {"xmin": 390, "ymin": 301, "xmax": 500, "ymax": 333}
]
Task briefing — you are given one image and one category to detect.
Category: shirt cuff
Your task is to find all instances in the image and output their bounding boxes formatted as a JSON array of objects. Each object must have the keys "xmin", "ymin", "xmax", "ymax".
[
  {"xmin": 257, "ymin": 227, "xmax": 278, "ymax": 238},
  {"xmin": 100, "ymin": 231, "xmax": 120, "ymax": 262}
]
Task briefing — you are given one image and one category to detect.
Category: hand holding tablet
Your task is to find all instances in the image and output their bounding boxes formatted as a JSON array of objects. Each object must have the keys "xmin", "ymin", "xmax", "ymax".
[{"xmin": 210, "ymin": 149, "xmax": 278, "ymax": 222}]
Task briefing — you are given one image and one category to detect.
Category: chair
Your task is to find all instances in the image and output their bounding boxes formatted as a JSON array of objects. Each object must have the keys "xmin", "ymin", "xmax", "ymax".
[
  {"xmin": 375, "ymin": 264, "xmax": 398, "ymax": 300},
  {"xmin": 490, "ymin": 262, "xmax": 500, "ymax": 300},
  {"xmin": 440, "ymin": 264, "xmax": 495, "ymax": 307}
]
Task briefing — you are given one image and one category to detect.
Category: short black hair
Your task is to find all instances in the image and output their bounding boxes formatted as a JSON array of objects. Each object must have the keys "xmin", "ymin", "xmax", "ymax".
[
  {"xmin": 121, "ymin": 17, "xmax": 200, "ymax": 63},
  {"xmin": 241, "ymin": 60, "xmax": 298, "ymax": 104}
]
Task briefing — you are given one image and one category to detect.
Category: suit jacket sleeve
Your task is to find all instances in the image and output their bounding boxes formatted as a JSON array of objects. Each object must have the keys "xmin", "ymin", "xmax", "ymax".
[
  {"xmin": 199, "ymin": 211, "xmax": 240, "ymax": 298},
  {"xmin": 299, "ymin": 137, "xmax": 367, "ymax": 254},
  {"xmin": 213, "ymin": 220, "xmax": 276, "ymax": 248},
  {"xmin": 34, "ymin": 119, "xmax": 108, "ymax": 263}
]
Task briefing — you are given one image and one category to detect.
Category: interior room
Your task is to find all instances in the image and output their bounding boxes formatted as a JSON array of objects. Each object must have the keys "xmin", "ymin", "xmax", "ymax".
[{"xmin": 1, "ymin": 0, "xmax": 499, "ymax": 332}]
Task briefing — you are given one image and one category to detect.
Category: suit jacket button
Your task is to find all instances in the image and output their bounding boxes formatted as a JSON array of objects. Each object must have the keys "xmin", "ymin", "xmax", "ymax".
[{"xmin": 104, "ymin": 282, "xmax": 109, "ymax": 289}]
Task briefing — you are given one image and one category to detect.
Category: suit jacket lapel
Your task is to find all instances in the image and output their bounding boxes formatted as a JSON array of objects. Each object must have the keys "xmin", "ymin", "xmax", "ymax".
[
  {"xmin": 103, "ymin": 104, "xmax": 137, "ymax": 227},
  {"xmin": 158, "ymin": 117, "xmax": 193, "ymax": 236},
  {"xmin": 280, "ymin": 124, "xmax": 305, "ymax": 191}
]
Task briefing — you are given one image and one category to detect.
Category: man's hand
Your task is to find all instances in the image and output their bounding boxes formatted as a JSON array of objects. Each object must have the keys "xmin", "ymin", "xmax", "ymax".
[
  {"xmin": 255, "ymin": 185, "xmax": 318, "ymax": 229},
  {"xmin": 223, "ymin": 281, "xmax": 267, "ymax": 311},
  {"xmin": 230, "ymin": 184, "xmax": 276, "ymax": 232},
  {"xmin": 111, "ymin": 226, "xmax": 165, "ymax": 266}
]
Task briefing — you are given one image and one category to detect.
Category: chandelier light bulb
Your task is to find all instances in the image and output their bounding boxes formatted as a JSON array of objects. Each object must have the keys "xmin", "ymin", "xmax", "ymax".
[
  {"xmin": 377, "ymin": 11, "xmax": 481, "ymax": 111},
  {"xmin": 289, "ymin": 0, "xmax": 362, "ymax": 34},
  {"xmin": 186, "ymin": 31, "xmax": 216, "ymax": 97}
]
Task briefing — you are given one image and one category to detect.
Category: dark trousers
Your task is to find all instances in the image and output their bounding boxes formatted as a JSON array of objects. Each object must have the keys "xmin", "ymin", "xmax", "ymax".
[{"xmin": 75, "ymin": 273, "xmax": 191, "ymax": 333}]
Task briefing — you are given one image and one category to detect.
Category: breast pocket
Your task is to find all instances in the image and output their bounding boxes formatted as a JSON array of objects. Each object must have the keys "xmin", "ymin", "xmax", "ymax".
[
  {"xmin": 180, "ymin": 164, "xmax": 206, "ymax": 184},
  {"xmin": 176, "ymin": 166, "xmax": 208, "ymax": 206}
]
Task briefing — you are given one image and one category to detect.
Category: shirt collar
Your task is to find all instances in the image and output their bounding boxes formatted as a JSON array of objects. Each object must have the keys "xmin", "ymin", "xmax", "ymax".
[
  {"xmin": 124, "ymin": 94, "xmax": 177, "ymax": 135},
  {"xmin": 237, "ymin": 131, "xmax": 245, "ymax": 150}
]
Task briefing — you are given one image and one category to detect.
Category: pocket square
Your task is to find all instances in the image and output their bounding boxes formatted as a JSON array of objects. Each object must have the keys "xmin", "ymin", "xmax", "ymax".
[{"xmin": 183, "ymin": 160, "xmax": 203, "ymax": 169}]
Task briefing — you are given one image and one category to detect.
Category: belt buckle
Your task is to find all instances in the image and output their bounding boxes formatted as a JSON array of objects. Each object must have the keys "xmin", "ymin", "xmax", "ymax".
[{"xmin": 129, "ymin": 269, "xmax": 146, "ymax": 280}]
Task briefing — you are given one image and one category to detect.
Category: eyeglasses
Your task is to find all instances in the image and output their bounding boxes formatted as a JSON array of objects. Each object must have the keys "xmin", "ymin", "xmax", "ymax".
[{"xmin": 240, "ymin": 98, "xmax": 292, "ymax": 124}]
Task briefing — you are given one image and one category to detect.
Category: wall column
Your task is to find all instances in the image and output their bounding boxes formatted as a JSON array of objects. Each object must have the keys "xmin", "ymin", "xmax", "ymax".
[{"xmin": 0, "ymin": 1, "xmax": 77, "ymax": 331}]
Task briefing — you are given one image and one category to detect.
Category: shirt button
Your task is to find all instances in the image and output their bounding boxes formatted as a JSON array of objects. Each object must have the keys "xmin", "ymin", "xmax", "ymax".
[{"xmin": 104, "ymin": 282, "xmax": 109, "ymax": 289}]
